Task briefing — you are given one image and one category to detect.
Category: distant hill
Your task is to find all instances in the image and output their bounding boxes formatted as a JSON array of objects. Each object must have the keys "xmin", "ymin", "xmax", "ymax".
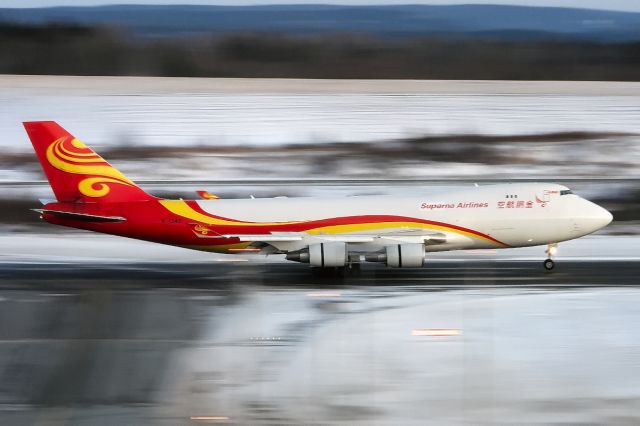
[{"xmin": 1, "ymin": 4, "xmax": 640, "ymax": 42}]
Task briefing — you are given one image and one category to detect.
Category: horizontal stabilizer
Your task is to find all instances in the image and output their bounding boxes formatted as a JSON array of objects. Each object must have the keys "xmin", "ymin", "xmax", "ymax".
[
  {"xmin": 196, "ymin": 190, "xmax": 220, "ymax": 200},
  {"xmin": 32, "ymin": 209, "xmax": 126, "ymax": 223}
]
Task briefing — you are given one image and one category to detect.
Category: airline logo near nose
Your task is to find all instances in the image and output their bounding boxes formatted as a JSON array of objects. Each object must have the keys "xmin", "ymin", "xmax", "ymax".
[
  {"xmin": 421, "ymin": 198, "xmax": 550, "ymax": 210},
  {"xmin": 498, "ymin": 200, "xmax": 535, "ymax": 209}
]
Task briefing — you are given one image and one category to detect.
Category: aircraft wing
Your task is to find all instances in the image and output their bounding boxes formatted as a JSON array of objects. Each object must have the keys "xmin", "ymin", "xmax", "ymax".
[
  {"xmin": 220, "ymin": 229, "xmax": 447, "ymax": 245},
  {"xmin": 223, "ymin": 233, "xmax": 373, "ymax": 243}
]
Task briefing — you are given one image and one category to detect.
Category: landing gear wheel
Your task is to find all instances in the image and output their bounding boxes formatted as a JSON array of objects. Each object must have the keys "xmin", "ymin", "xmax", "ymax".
[{"xmin": 543, "ymin": 258, "xmax": 555, "ymax": 271}]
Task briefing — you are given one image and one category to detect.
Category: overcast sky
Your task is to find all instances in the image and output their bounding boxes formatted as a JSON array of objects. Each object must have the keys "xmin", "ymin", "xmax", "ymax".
[{"xmin": 2, "ymin": 1, "xmax": 640, "ymax": 13}]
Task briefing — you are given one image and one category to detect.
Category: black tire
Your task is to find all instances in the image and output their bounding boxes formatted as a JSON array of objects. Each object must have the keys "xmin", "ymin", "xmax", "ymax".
[{"xmin": 543, "ymin": 258, "xmax": 555, "ymax": 271}]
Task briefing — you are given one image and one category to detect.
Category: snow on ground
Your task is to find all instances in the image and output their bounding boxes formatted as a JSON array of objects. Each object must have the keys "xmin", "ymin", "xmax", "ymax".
[{"xmin": 3, "ymin": 76, "xmax": 640, "ymax": 151}]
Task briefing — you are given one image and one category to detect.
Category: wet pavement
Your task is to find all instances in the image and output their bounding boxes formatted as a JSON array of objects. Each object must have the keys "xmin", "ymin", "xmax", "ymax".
[{"xmin": 0, "ymin": 260, "xmax": 639, "ymax": 425}]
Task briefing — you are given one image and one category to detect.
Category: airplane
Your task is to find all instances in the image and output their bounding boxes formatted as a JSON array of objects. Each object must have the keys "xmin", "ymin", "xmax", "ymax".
[{"xmin": 24, "ymin": 121, "xmax": 613, "ymax": 271}]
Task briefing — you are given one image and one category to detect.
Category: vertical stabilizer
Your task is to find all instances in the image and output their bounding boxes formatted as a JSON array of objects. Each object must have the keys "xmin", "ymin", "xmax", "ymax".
[{"xmin": 23, "ymin": 121, "xmax": 154, "ymax": 203}]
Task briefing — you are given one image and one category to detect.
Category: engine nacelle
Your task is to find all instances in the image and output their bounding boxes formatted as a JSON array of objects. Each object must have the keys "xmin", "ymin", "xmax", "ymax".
[
  {"xmin": 385, "ymin": 243, "xmax": 425, "ymax": 268},
  {"xmin": 286, "ymin": 250, "xmax": 309, "ymax": 263},
  {"xmin": 309, "ymin": 242, "xmax": 347, "ymax": 267}
]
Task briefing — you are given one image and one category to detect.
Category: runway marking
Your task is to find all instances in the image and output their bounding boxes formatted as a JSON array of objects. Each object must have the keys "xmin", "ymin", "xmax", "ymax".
[
  {"xmin": 190, "ymin": 416, "xmax": 230, "ymax": 422},
  {"xmin": 412, "ymin": 328, "xmax": 461, "ymax": 336},
  {"xmin": 41, "ymin": 293, "xmax": 76, "ymax": 297},
  {"xmin": 307, "ymin": 292, "xmax": 341, "ymax": 297},
  {"xmin": 423, "ymin": 267, "xmax": 531, "ymax": 270},
  {"xmin": 365, "ymin": 276, "xmax": 543, "ymax": 282}
]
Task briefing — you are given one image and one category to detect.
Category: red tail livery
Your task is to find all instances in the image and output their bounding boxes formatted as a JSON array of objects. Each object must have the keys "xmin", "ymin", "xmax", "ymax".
[{"xmin": 23, "ymin": 121, "xmax": 154, "ymax": 203}]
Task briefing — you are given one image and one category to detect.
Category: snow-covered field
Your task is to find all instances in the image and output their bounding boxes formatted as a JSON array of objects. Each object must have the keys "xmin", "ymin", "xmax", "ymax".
[
  {"xmin": 3, "ymin": 76, "xmax": 640, "ymax": 150},
  {"xmin": 2, "ymin": 76, "xmax": 640, "ymax": 185}
]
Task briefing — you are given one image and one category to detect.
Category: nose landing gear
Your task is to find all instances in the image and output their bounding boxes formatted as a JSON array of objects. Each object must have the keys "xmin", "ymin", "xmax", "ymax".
[
  {"xmin": 543, "ymin": 258, "xmax": 555, "ymax": 270},
  {"xmin": 544, "ymin": 243, "xmax": 558, "ymax": 271}
]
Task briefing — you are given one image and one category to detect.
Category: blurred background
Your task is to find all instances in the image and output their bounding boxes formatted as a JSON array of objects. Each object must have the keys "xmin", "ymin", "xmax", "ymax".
[{"xmin": 1, "ymin": 1, "xmax": 640, "ymax": 425}]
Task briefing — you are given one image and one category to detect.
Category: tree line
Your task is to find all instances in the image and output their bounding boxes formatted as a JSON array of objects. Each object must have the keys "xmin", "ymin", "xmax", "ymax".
[{"xmin": 1, "ymin": 23, "xmax": 639, "ymax": 80}]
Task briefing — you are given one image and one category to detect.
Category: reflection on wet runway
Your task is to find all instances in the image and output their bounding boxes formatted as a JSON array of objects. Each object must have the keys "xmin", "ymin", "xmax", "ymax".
[{"xmin": 1, "ymin": 261, "xmax": 640, "ymax": 424}]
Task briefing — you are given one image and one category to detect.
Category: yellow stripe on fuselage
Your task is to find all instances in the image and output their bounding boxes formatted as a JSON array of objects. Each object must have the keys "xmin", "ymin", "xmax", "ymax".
[
  {"xmin": 159, "ymin": 200, "xmax": 301, "ymax": 227},
  {"xmin": 307, "ymin": 222, "xmax": 501, "ymax": 246},
  {"xmin": 160, "ymin": 200, "xmax": 504, "ymax": 247}
]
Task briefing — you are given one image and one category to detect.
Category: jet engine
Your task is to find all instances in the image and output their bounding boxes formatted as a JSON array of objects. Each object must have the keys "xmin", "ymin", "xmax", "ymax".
[
  {"xmin": 365, "ymin": 243, "xmax": 425, "ymax": 268},
  {"xmin": 286, "ymin": 242, "xmax": 347, "ymax": 267},
  {"xmin": 309, "ymin": 242, "xmax": 347, "ymax": 267}
]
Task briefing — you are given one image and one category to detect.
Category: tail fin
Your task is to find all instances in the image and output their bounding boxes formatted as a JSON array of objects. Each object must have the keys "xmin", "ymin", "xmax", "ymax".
[{"xmin": 23, "ymin": 121, "xmax": 154, "ymax": 203}]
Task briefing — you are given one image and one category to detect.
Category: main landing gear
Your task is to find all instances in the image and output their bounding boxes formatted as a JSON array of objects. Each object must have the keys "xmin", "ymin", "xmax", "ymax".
[{"xmin": 543, "ymin": 243, "xmax": 558, "ymax": 271}]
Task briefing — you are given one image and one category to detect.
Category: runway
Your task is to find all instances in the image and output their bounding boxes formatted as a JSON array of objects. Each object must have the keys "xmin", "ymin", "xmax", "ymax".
[
  {"xmin": 1, "ymin": 260, "xmax": 640, "ymax": 288},
  {"xmin": 1, "ymin": 260, "xmax": 640, "ymax": 425}
]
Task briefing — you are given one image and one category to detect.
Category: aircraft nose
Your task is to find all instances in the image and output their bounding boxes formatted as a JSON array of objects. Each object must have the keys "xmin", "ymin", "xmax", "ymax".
[
  {"xmin": 599, "ymin": 205, "xmax": 614, "ymax": 227},
  {"xmin": 578, "ymin": 199, "xmax": 613, "ymax": 233}
]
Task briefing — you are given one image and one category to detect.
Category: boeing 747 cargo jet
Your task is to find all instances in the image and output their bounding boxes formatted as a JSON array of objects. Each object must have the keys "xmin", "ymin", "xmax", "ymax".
[{"xmin": 24, "ymin": 121, "xmax": 612, "ymax": 270}]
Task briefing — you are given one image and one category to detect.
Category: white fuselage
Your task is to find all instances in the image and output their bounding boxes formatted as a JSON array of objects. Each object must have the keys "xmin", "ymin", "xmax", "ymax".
[{"xmin": 193, "ymin": 183, "xmax": 612, "ymax": 253}]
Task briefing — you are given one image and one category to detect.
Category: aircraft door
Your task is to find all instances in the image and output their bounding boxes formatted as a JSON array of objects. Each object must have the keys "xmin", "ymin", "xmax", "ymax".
[{"xmin": 535, "ymin": 188, "xmax": 559, "ymax": 207}]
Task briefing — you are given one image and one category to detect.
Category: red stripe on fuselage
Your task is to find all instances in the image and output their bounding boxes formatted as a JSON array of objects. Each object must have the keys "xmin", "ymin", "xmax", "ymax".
[
  {"xmin": 42, "ymin": 199, "xmax": 507, "ymax": 249},
  {"xmin": 182, "ymin": 200, "xmax": 506, "ymax": 245}
]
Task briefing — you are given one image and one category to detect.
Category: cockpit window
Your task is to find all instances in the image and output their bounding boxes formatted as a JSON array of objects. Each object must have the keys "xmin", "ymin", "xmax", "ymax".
[{"xmin": 560, "ymin": 189, "xmax": 573, "ymax": 195}]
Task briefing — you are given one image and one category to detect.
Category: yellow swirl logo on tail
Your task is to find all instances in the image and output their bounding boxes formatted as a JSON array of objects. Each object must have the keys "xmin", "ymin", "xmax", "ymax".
[{"xmin": 46, "ymin": 137, "xmax": 136, "ymax": 198}]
